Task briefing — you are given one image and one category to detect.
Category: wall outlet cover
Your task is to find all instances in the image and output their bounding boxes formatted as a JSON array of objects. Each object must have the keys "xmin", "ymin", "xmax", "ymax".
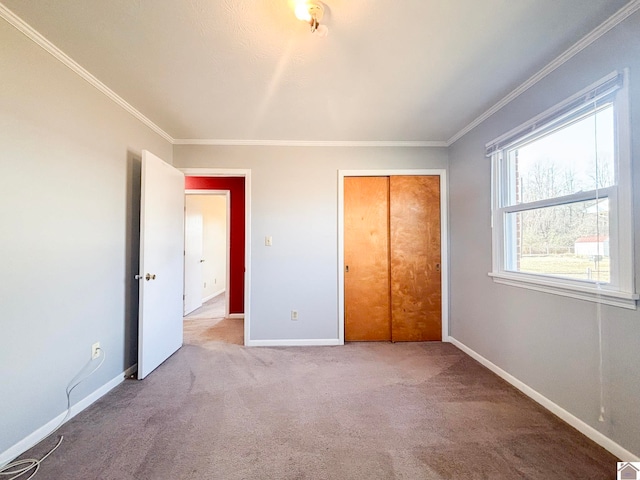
[{"xmin": 91, "ymin": 342, "xmax": 101, "ymax": 359}]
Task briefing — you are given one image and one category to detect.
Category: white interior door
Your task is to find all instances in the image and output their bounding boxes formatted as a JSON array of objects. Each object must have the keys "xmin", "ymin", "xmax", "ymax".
[
  {"xmin": 138, "ymin": 150, "xmax": 185, "ymax": 379},
  {"xmin": 184, "ymin": 196, "xmax": 204, "ymax": 315}
]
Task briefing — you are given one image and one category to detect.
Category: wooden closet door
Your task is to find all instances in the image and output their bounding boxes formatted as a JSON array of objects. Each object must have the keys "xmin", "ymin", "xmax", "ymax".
[
  {"xmin": 390, "ymin": 176, "xmax": 441, "ymax": 341},
  {"xmin": 344, "ymin": 177, "xmax": 391, "ymax": 341}
]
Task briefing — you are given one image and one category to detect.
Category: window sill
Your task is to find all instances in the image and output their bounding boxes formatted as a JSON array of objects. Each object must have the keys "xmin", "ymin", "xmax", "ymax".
[{"xmin": 488, "ymin": 272, "xmax": 639, "ymax": 310}]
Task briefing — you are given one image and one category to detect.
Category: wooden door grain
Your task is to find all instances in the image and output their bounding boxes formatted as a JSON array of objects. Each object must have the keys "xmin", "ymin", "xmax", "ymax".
[
  {"xmin": 389, "ymin": 176, "xmax": 441, "ymax": 341},
  {"xmin": 344, "ymin": 177, "xmax": 391, "ymax": 341}
]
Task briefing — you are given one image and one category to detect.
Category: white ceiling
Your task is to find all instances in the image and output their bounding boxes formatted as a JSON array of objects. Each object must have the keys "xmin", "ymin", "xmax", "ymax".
[{"xmin": 0, "ymin": 0, "xmax": 630, "ymax": 143}]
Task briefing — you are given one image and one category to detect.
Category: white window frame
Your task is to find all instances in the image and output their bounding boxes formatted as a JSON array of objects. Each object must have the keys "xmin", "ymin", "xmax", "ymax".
[{"xmin": 487, "ymin": 70, "xmax": 638, "ymax": 309}]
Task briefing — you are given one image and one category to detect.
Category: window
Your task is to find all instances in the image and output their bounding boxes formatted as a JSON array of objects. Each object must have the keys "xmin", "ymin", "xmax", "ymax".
[{"xmin": 487, "ymin": 71, "xmax": 638, "ymax": 309}]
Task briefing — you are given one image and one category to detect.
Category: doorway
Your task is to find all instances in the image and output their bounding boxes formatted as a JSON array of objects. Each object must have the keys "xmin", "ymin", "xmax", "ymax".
[
  {"xmin": 183, "ymin": 190, "xmax": 242, "ymax": 345},
  {"xmin": 183, "ymin": 192, "xmax": 230, "ymax": 317},
  {"xmin": 338, "ymin": 169, "xmax": 449, "ymax": 344},
  {"xmin": 180, "ymin": 169, "xmax": 251, "ymax": 345}
]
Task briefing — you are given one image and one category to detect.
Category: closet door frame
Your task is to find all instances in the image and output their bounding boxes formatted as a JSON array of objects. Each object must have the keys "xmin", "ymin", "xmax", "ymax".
[{"xmin": 337, "ymin": 169, "xmax": 449, "ymax": 344}]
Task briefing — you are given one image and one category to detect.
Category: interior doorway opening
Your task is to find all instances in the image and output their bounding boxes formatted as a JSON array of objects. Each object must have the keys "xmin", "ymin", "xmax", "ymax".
[
  {"xmin": 183, "ymin": 192, "xmax": 230, "ymax": 317},
  {"xmin": 180, "ymin": 169, "xmax": 251, "ymax": 345},
  {"xmin": 183, "ymin": 190, "xmax": 243, "ymax": 345}
]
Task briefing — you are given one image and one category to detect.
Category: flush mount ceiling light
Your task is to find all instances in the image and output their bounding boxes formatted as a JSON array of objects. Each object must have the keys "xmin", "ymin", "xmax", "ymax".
[{"xmin": 294, "ymin": 1, "xmax": 328, "ymax": 37}]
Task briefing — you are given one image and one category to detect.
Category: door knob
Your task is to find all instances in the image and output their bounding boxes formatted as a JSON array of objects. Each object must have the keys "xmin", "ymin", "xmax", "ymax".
[
  {"xmin": 345, "ymin": 265, "xmax": 349, "ymax": 273},
  {"xmin": 435, "ymin": 263, "xmax": 440, "ymax": 272},
  {"xmin": 145, "ymin": 273, "xmax": 156, "ymax": 281}
]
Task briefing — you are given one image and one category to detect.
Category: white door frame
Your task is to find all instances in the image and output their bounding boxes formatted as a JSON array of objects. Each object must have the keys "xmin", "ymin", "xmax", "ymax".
[
  {"xmin": 181, "ymin": 168, "xmax": 251, "ymax": 346},
  {"xmin": 337, "ymin": 169, "xmax": 449, "ymax": 344},
  {"xmin": 185, "ymin": 190, "xmax": 231, "ymax": 318}
]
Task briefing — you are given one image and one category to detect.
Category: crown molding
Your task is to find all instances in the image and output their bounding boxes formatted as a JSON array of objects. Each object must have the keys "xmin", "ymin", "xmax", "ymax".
[
  {"xmin": 173, "ymin": 138, "xmax": 447, "ymax": 147},
  {"xmin": 0, "ymin": 3, "xmax": 175, "ymax": 144},
  {"xmin": 6, "ymin": 0, "xmax": 637, "ymax": 150},
  {"xmin": 0, "ymin": 4, "xmax": 445, "ymax": 150},
  {"xmin": 446, "ymin": 0, "xmax": 640, "ymax": 146}
]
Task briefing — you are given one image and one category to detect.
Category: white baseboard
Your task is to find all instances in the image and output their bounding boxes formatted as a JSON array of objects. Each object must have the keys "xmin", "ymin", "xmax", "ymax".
[
  {"xmin": 202, "ymin": 289, "xmax": 225, "ymax": 303},
  {"xmin": 448, "ymin": 336, "xmax": 639, "ymax": 462},
  {"xmin": 229, "ymin": 313, "xmax": 244, "ymax": 319},
  {"xmin": 0, "ymin": 369, "xmax": 128, "ymax": 468},
  {"xmin": 246, "ymin": 338, "xmax": 342, "ymax": 347}
]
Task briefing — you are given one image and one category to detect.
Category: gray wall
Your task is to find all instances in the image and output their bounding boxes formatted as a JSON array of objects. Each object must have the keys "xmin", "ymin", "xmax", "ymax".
[
  {"xmin": 3, "ymin": 0, "xmax": 636, "ymax": 462},
  {"xmin": 0, "ymin": 20, "xmax": 172, "ymax": 454},
  {"xmin": 173, "ymin": 145, "xmax": 448, "ymax": 341},
  {"xmin": 448, "ymin": 12, "xmax": 640, "ymax": 456}
]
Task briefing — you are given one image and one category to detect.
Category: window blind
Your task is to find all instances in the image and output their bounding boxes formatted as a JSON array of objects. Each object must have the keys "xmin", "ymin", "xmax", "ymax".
[{"xmin": 485, "ymin": 72, "xmax": 623, "ymax": 157}]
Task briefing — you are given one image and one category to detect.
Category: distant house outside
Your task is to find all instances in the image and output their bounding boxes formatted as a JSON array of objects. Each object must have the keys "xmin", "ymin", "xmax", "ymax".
[{"xmin": 574, "ymin": 235, "xmax": 609, "ymax": 257}]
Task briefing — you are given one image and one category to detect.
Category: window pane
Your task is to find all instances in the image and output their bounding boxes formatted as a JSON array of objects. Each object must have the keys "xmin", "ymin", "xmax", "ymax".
[
  {"xmin": 506, "ymin": 199, "xmax": 610, "ymax": 283},
  {"xmin": 506, "ymin": 104, "xmax": 614, "ymax": 206}
]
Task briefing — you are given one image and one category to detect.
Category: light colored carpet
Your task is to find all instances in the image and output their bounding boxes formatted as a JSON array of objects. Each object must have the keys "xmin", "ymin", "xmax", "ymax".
[
  {"xmin": 184, "ymin": 293, "xmax": 244, "ymax": 346},
  {"xmin": 15, "ymin": 342, "xmax": 616, "ymax": 479},
  {"xmin": 184, "ymin": 293, "xmax": 226, "ymax": 320},
  {"xmin": 184, "ymin": 317, "xmax": 244, "ymax": 346}
]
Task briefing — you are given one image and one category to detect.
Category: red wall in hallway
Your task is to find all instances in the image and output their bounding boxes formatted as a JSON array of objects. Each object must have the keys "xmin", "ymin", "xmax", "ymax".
[{"xmin": 185, "ymin": 176, "xmax": 245, "ymax": 314}]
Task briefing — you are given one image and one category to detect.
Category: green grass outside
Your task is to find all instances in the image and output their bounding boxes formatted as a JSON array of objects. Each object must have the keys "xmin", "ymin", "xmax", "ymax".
[{"xmin": 519, "ymin": 255, "xmax": 610, "ymax": 283}]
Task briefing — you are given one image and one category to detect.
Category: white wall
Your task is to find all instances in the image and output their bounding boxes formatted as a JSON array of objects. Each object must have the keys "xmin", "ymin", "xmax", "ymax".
[
  {"xmin": 448, "ymin": 11, "xmax": 640, "ymax": 457},
  {"xmin": 174, "ymin": 146, "xmax": 448, "ymax": 341},
  {"xmin": 191, "ymin": 195, "xmax": 227, "ymax": 299},
  {"xmin": 6, "ymin": 0, "xmax": 635, "ymax": 464},
  {"xmin": 0, "ymin": 19, "xmax": 172, "ymax": 456}
]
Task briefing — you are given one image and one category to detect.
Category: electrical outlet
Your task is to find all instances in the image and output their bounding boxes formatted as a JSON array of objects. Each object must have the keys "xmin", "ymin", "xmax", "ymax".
[
  {"xmin": 91, "ymin": 342, "xmax": 101, "ymax": 359},
  {"xmin": 291, "ymin": 310, "xmax": 299, "ymax": 321}
]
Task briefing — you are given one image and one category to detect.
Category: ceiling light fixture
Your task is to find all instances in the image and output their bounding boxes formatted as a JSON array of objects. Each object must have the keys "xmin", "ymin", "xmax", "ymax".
[{"xmin": 294, "ymin": 1, "xmax": 328, "ymax": 37}]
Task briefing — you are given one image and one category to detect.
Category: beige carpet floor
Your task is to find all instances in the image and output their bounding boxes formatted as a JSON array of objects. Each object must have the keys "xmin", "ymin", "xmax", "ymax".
[
  {"xmin": 184, "ymin": 293, "xmax": 226, "ymax": 320},
  {"xmin": 184, "ymin": 316, "xmax": 244, "ymax": 346},
  {"xmin": 184, "ymin": 293, "xmax": 244, "ymax": 346},
  {"xmin": 13, "ymin": 341, "xmax": 617, "ymax": 479}
]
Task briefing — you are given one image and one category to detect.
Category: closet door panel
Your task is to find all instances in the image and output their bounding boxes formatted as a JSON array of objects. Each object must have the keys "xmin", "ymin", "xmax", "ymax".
[
  {"xmin": 390, "ymin": 176, "xmax": 441, "ymax": 341},
  {"xmin": 344, "ymin": 176, "xmax": 391, "ymax": 341}
]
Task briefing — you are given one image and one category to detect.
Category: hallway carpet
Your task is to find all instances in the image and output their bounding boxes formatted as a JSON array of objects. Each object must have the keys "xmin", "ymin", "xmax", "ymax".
[
  {"xmin": 184, "ymin": 293, "xmax": 226, "ymax": 320},
  {"xmin": 183, "ymin": 292, "xmax": 244, "ymax": 346},
  {"xmin": 16, "ymin": 342, "xmax": 616, "ymax": 479},
  {"xmin": 184, "ymin": 317, "xmax": 244, "ymax": 346}
]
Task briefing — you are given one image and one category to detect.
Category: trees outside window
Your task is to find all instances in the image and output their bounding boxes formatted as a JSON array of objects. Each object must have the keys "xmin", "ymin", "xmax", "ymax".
[{"xmin": 488, "ymin": 71, "xmax": 637, "ymax": 308}]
